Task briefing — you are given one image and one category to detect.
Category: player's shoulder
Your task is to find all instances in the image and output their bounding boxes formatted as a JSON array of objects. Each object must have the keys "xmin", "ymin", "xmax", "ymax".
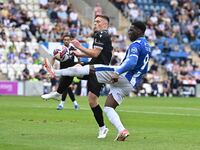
[
  {"xmin": 94, "ymin": 30, "xmax": 110, "ymax": 38},
  {"xmin": 100, "ymin": 30, "xmax": 109, "ymax": 36},
  {"xmin": 131, "ymin": 37, "xmax": 148, "ymax": 48},
  {"xmin": 133, "ymin": 37, "xmax": 147, "ymax": 44},
  {"xmin": 130, "ymin": 40, "xmax": 141, "ymax": 49},
  {"xmin": 129, "ymin": 38, "xmax": 146, "ymax": 54}
]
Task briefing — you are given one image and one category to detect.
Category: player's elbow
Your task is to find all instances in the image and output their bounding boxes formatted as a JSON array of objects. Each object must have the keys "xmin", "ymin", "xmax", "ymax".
[
  {"xmin": 128, "ymin": 58, "xmax": 137, "ymax": 67},
  {"xmin": 131, "ymin": 61, "xmax": 137, "ymax": 67},
  {"xmin": 91, "ymin": 49, "xmax": 101, "ymax": 58},
  {"xmin": 93, "ymin": 53, "xmax": 100, "ymax": 58},
  {"xmin": 91, "ymin": 52, "xmax": 100, "ymax": 58}
]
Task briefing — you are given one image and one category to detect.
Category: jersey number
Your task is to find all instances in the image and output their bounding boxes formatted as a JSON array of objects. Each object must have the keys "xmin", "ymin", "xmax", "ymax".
[{"xmin": 141, "ymin": 54, "xmax": 150, "ymax": 70}]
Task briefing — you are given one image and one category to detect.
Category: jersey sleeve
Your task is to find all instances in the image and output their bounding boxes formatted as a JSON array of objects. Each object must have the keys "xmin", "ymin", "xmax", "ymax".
[
  {"xmin": 128, "ymin": 42, "xmax": 140, "ymax": 58},
  {"xmin": 115, "ymin": 43, "xmax": 140, "ymax": 74}
]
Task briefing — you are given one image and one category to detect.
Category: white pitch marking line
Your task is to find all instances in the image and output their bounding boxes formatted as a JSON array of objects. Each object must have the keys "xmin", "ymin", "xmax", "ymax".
[
  {"xmin": 79, "ymin": 107, "xmax": 200, "ymax": 117},
  {"xmin": 33, "ymin": 105, "xmax": 200, "ymax": 117}
]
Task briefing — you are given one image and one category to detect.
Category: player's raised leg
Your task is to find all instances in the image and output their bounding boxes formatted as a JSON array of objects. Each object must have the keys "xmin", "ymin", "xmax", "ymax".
[
  {"xmin": 44, "ymin": 58, "xmax": 90, "ymax": 78},
  {"xmin": 41, "ymin": 91, "xmax": 61, "ymax": 100},
  {"xmin": 44, "ymin": 58, "xmax": 55, "ymax": 78}
]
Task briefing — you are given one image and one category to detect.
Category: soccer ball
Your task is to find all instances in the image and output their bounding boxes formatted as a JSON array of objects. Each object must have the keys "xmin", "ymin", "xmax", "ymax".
[{"xmin": 53, "ymin": 45, "xmax": 70, "ymax": 62}]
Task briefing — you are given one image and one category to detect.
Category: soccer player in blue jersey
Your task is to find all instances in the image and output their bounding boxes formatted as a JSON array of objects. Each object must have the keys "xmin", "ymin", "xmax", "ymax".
[{"xmin": 44, "ymin": 21, "xmax": 151, "ymax": 141}]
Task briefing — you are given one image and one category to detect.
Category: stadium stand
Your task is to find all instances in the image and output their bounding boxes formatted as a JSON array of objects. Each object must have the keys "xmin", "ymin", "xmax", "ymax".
[
  {"xmin": 110, "ymin": 0, "xmax": 200, "ymax": 97},
  {"xmin": 0, "ymin": 0, "xmax": 200, "ymax": 97}
]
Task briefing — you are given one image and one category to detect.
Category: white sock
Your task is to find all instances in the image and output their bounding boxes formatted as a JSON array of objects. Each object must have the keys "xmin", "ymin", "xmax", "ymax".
[
  {"xmin": 100, "ymin": 125, "xmax": 106, "ymax": 130},
  {"xmin": 55, "ymin": 65, "xmax": 90, "ymax": 77},
  {"xmin": 104, "ymin": 106, "xmax": 125, "ymax": 133},
  {"xmin": 59, "ymin": 101, "xmax": 65, "ymax": 106},
  {"xmin": 73, "ymin": 101, "xmax": 78, "ymax": 106}
]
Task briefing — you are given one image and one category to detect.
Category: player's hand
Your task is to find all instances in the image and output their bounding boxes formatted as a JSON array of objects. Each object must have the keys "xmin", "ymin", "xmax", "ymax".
[
  {"xmin": 110, "ymin": 72, "xmax": 119, "ymax": 83},
  {"xmin": 71, "ymin": 39, "xmax": 81, "ymax": 49},
  {"xmin": 71, "ymin": 50, "xmax": 82, "ymax": 57}
]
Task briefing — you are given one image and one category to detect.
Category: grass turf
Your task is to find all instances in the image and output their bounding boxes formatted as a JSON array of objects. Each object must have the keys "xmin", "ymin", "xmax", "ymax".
[{"xmin": 0, "ymin": 96, "xmax": 200, "ymax": 150}]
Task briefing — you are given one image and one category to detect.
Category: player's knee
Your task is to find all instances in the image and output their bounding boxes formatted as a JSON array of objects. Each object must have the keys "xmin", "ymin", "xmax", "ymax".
[
  {"xmin": 88, "ymin": 92, "xmax": 98, "ymax": 100},
  {"xmin": 88, "ymin": 92, "xmax": 98, "ymax": 107},
  {"xmin": 88, "ymin": 99, "xmax": 98, "ymax": 107}
]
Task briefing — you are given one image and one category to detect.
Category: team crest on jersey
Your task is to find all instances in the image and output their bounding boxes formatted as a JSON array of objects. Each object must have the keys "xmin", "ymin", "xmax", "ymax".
[{"xmin": 130, "ymin": 47, "xmax": 138, "ymax": 53}]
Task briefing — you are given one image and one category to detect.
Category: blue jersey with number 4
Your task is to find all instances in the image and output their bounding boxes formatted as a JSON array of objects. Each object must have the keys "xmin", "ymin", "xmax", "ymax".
[{"xmin": 116, "ymin": 37, "xmax": 151, "ymax": 87}]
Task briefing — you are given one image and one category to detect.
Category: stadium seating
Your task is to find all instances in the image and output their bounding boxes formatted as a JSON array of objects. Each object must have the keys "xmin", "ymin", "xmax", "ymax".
[{"xmin": 0, "ymin": 0, "xmax": 200, "ymax": 97}]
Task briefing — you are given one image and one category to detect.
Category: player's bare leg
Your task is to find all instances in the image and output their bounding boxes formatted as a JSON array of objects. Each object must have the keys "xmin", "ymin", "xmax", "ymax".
[
  {"xmin": 44, "ymin": 58, "xmax": 89, "ymax": 78},
  {"xmin": 104, "ymin": 94, "xmax": 129, "ymax": 141},
  {"xmin": 44, "ymin": 58, "xmax": 55, "ymax": 78}
]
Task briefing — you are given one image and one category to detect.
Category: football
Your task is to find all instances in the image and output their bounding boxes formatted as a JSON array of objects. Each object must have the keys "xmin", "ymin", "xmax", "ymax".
[{"xmin": 53, "ymin": 45, "xmax": 70, "ymax": 62}]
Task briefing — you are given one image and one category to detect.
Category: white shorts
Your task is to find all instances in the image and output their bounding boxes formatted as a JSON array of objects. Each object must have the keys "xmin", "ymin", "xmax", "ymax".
[{"xmin": 94, "ymin": 64, "xmax": 133, "ymax": 105}]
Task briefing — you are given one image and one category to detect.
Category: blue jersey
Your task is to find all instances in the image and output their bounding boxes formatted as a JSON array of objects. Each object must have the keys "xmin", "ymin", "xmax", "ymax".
[{"xmin": 116, "ymin": 37, "xmax": 151, "ymax": 87}]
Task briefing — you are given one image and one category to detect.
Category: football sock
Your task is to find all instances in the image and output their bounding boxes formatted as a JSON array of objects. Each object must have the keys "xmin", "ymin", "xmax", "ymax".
[
  {"xmin": 55, "ymin": 65, "xmax": 90, "ymax": 77},
  {"xmin": 91, "ymin": 105, "xmax": 104, "ymax": 127},
  {"xmin": 59, "ymin": 101, "xmax": 65, "ymax": 106},
  {"xmin": 61, "ymin": 91, "xmax": 67, "ymax": 102},
  {"xmin": 73, "ymin": 101, "xmax": 78, "ymax": 106},
  {"xmin": 68, "ymin": 88, "xmax": 75, "ymax": 102},
  {"xmin": 100, "ymin": 125, "xmax": 106, "ymax": 130},
  {"xmin": 104, "ymin": 106, "xmax": 125, "ymax": 133}
]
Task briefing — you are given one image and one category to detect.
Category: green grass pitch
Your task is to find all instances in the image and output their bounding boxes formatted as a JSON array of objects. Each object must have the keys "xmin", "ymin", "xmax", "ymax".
[{"xmin": 0, "ymin": 95, "xmax": 200, "ymax": 150}]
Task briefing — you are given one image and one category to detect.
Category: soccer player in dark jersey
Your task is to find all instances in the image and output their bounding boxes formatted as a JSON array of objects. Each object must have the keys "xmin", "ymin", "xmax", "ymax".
[
  {"xmin": 41, "ymin": 34, "xmax": 79, "ymax": 110},
  {"xmin": 71, "ymin": 15, "xmax": 113, "ymax": 138},
  {"xmin": 45, "ymin": 21, "xmax": 151, "ymax": 141}
]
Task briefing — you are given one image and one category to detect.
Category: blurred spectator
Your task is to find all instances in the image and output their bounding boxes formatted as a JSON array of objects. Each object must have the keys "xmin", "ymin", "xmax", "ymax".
[
  {"xmin": 151, "ymin": 46, "xmax": 161, "ymax": 61},
  {"xmin": 9, "ymin": 27, "xmax": 18, "ymax": 42},
  {"xmin": 80, "ymin": 24, "xmax": 92, "ymax": 38},
  {"xmin": 22, "ymin": 64, "xmax": 31, "ymax": 80},
  {"xmin": 108, "ymin": 23, "xmax": 117, "ymax": 36},
  {"xmin": 0, "ymin": 28, "xmax": 7, "ymax": 41},
  {"xmin": 7, "ymin": 41, "xmax": 16, "ymax": 63},
  {"xmin": 37, "ymin": 65, "xmax": 47, "ymax": 80},
  {"xmin": 129, "ymin": 4, "xmax": 140, "ymax": 21},
  {"xmin": 162, "ymin": 80, "xmax": 170, "ymax": 97},
  {"xmin": 39, "ymin": 0, "xmax": 48, "ymax": 9},
  {"xmin": 69, "ymin": 9, "xmax": 79, "ymax": 27},
  {"xmin": 57, "ymin": 4, "xmax": 68, "ymax": 22},
  {"xmin": 32, "ymin": 49, "xmax": 41, "ymax": 64},
  {"xmin": 94, "ymin": 3, "xmax": 102, "ymax": 16}
]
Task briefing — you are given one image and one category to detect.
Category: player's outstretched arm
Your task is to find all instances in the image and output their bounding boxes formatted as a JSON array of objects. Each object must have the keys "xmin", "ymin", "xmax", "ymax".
[
  {"xmin": 116, "ymin": 56, "xmax": 138, "ymax": 75},
  {"xmin": 71, "ymin": 39, "xmax": 101, "ymax": 58}
]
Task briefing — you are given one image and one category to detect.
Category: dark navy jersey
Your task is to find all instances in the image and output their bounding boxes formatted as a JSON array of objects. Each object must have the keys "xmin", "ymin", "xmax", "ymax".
[
  {"xmin": 117, "ymin": 37, "xmax": 151, "ymax": 87},
  {"xmin": 90, "ymin": 30, "xmax": 113, "ymax": 65}
]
